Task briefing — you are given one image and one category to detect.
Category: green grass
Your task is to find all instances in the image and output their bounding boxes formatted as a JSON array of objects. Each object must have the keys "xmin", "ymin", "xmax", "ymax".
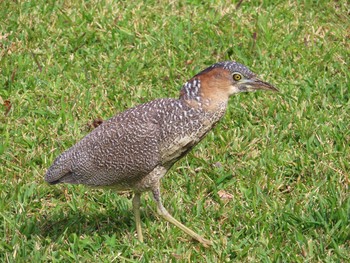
[{"xmin": 1, "ymin": 0, "xmax": 349, "ymax": 262}]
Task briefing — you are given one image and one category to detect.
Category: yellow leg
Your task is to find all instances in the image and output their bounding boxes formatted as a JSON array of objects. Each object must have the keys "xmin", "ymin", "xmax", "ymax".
[
  {"xmin": 132, "ymin": 192, "xmax": 143, "ymax": 242},
  {"xmin": 152, "ymin": 188, "xmax": 212, "ymax": 247}
]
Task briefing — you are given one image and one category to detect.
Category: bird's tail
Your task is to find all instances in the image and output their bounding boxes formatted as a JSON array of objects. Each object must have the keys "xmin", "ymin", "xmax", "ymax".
[{"xmin": 45, "ymin": 152, "xmax": 72, "ymax": 185}]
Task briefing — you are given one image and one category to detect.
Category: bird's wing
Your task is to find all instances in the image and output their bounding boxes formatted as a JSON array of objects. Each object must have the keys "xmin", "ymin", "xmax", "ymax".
[{"xmin": 45, "ymin": 108, "xmax": 161, "ymax": 188}]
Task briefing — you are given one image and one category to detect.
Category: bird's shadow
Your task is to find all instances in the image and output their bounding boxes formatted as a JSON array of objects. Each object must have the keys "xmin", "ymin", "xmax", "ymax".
[{"xmin": 37, "ymin": 201, "xmax": 157, "ymax": 241}]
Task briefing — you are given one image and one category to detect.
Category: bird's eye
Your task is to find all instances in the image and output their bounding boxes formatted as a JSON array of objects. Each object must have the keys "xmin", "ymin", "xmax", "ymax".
[{"xmin": 232, "ymin": 73, "xmax": 242, "ymax": 81}]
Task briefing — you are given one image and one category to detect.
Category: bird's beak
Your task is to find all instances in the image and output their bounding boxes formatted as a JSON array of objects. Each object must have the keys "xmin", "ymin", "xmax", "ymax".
[{"xmin": 243, "ymin": 77, "xmax": 279, "ymax": 92}]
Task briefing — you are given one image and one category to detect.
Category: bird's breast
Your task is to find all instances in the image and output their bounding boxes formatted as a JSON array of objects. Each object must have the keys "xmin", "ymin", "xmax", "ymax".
[
  {"xmin": 160, "ymin": 134, "xmax": 198, "ymax": 165},
  {"xmin": 159, "ymin": 104, "xmax": 226, "ymax": 167}
]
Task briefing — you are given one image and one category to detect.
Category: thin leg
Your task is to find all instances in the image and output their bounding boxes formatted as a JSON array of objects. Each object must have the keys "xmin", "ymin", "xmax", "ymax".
[
  {"xmin": 132, "ymin": 192, "xmax": 143, "ymax": 242},
  {"xmin": 152, "ymin": 187, "xmax": 212, "ymax": 247}
]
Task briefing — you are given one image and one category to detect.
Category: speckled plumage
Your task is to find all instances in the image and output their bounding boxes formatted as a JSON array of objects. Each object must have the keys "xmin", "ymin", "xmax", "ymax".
[
  {"xmin": 45, "ymin": 61, "xmax": 277, "ymax": 246},
  {"xmin": 46, "ymin": 98, "xmax": 225, "ymax": 190}
]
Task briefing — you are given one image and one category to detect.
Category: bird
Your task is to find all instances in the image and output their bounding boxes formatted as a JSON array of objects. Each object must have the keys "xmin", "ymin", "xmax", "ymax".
[{"xmin": 45, "ymin": 61, "xmax": 278, "ymax": 246}]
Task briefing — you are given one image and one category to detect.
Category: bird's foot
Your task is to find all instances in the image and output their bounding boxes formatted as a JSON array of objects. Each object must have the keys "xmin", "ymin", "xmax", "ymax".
[{"xmin": 196, "ymin": 236, "xmax": 213, "ymax": 247}]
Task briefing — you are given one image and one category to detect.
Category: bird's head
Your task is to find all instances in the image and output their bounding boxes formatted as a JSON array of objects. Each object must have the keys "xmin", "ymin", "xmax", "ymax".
[{"xmin": 180, "ymin": 61, "xmax": 278, "ymax": 109}]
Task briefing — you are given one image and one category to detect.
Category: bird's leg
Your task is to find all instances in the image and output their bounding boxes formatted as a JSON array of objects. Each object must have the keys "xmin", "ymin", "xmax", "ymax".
[
  {"xmin": 132, "ymin": 192, "xmax": 143, "ymax": 242},
  {"xmin": 152, "ymin": 187, "xmax": 212, "ymax": 247}
]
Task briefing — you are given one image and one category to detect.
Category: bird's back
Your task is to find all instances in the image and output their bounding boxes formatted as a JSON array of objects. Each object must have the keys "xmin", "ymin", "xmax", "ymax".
[{"xmin": 45, "ymin": 98, "xmax": 226, "ymax": 190}]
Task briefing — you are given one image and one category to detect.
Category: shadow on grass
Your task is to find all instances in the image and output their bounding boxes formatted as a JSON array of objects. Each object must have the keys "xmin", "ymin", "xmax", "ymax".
[
  {"xmin": 38, "ymin": 209, "xmax": 133, "ymax": 240},
  {"xmin": 24, "ymin": 202, "xmax": 158, "ymax": 241}
]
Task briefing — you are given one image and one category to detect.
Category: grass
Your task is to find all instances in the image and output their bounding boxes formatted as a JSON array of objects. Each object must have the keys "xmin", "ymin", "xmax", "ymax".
[{"xmin": 0, "ymin": 0, "xmax": 349, "ymax": 262}]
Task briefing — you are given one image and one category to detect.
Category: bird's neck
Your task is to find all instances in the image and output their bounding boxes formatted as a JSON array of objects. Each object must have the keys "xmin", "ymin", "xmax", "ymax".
[{"xmin": 179, "ymin": 78, "xmax": 229, "ymax": 112}]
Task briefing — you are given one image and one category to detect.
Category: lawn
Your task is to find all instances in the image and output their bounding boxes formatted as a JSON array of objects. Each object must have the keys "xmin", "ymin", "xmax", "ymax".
[{"xmin": 1, "ymin": 0, "xmax": 349, "ymax": 262}]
